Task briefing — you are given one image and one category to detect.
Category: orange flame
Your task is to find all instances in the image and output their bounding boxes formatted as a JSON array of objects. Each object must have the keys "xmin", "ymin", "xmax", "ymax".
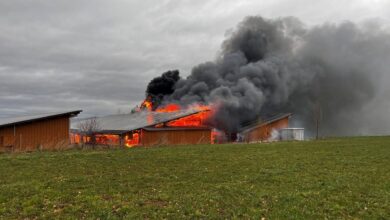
[
  {"xmin": 156, "ymin": 103, "xmax": 180, "ymax": 112},
  {"xmin": 166, "ymin": 111, "xmax": 211, "ymax": 127},
  {"xmin": 137, "ymin": 96, "xmax": 153, "ymax": 111},
  {"xmin": 125, "ymin": 132, "xmax": 140, "ymax": 147},
  {"xmin": 155, "ymin": 103, "xmax": 213, "ymax": 127},
  {"xmin": 136, "ymin": 98, "xmax": 222, "ymax": 144},
  {"xmin": 95, "ymin": 134, "xmax": 120, "ymax": 145}
]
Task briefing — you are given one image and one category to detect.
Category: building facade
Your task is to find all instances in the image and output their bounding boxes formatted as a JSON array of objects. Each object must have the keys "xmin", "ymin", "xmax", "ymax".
[
  {"xmin": 240, "ymin": 113, "xmax": 291, "ymax": 142},
  {"xmin": 0, "ymin": 110, "xmax": 81, "ymax": 152}
]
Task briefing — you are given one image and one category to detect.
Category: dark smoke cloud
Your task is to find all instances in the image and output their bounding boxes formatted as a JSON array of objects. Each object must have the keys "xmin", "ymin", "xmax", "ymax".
[
  {"xmin": 148, "ymin": 16, "xmax": 390, "ymax": 136},
  {"xmin": 146, "ymin": 70, "xmax": 180, "ymax": 109}
]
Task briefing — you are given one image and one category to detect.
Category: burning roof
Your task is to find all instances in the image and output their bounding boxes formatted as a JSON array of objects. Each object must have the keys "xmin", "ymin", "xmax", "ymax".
[{"xmin": 71, "ymin": 108, "xmax": 208, "ymax": 134}]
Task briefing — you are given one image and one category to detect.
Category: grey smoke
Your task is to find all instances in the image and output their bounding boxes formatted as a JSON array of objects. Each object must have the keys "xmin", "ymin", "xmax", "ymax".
[{"xmin": 159, "ymin": 16, "xmax": 390, "ymax": 136}]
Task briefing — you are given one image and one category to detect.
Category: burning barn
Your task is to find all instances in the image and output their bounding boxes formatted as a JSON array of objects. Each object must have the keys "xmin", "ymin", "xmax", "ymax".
[
  {"xmin": 71, "ymin": 101, "xmax": 293, "ymax": 147},
  {"xmin": 71, "ymin": 106, "xmax": 213, "ymax": 147}
]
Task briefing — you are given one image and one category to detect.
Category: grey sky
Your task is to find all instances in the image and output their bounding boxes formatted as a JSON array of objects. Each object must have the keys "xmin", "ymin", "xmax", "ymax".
[{"xmin": 0, "ymin": 0, "xmax": 389, "ymax": 117}]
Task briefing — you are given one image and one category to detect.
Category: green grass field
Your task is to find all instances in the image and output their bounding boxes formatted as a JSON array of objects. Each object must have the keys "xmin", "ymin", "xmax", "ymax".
[{"xmin": 0, "ymin": 137, "xmax": 389, "ymax": 219}]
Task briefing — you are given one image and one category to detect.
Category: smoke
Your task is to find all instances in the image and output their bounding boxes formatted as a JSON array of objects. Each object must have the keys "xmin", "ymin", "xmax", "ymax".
[
  {"xmin": 145, "ymin": 70, "xmax": 180, "ymax": 109},
  {"xmin": 145, "ymin": 16, "xmax": 390, "ymax": 136}
]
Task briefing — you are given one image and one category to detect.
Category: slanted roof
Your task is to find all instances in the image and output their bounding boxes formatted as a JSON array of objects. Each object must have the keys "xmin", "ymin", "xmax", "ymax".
[
  {"xmin": 0, "ymin": 110, "xmax": 82, "ymax": 129},
  {"xmin": 143, "ymin": 126, "xmax": 211, "ymax": 131},
  {"xmin": 71, "ymin": 109, "xmax": 208, "ymax": 134},
  {"xmin": 240, "ymin": 113, "xmax": 292, "ymax": 134}
]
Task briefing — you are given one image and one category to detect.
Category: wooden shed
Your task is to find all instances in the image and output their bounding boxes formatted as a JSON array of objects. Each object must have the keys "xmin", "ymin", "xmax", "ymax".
[
  {"xmin": 0, "ymin": 110, "xmax": 82, "ymax": 152},
  {"xmin": 240, "ymin": 113, "xmax": 291, "ymax": 142}
]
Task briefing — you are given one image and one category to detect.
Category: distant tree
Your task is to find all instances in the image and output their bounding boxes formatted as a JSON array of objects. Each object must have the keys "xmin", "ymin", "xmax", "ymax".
[{"xmin": 77, "ymin": 117, "xmax": 101, "ymax": 149}]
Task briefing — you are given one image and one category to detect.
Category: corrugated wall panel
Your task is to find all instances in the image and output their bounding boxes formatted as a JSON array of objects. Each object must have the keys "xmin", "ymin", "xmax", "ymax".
[
  {"xmin": 0, "ymin": 116, "xmax": 70, "ymax": 151},
  {"xmin": 245, "ymin": 117, "xmax": 289, "ymax": 142},
  {"xmin": 141, "ymin": 129, "xmax": 211, "ymax": 146}
]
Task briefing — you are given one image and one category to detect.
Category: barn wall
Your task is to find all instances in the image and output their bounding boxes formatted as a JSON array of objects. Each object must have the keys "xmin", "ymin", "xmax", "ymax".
[
  {"xmin": 244, "ymin": 117, "xmax": 289, "ymax": 142},
  {"xmin": 141, "ymin": 129, "xmax": 211, "ymax": 146},
  {"xmin": 0, "ymin": 116, "xmax": 70, "ymax": 151}
]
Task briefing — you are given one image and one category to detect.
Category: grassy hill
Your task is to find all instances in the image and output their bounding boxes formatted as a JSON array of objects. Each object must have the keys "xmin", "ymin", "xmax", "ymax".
[{"xmin": 0, "ymin": 137, "xmax": 389, "ymax": 219}]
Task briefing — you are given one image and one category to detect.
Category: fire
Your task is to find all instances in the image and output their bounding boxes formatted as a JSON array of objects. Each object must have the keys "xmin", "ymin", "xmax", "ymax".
[
  {"xmin": 138, "ymin": 98, "xmax": 215, "ymax": 125},
  {"xmin": 156, "ymin": 103, "xmax": 211, "ymax": 113},
  {"xmin": 156, "ymin": 103, "xmax": 180, "ymax": 112},
  {"xmin": 139, "ymin": 97, "xmax": 153, "ymax": 111},
  {"xmin": 124, "ymin": 132, "xmax": 140, "ymax": 147},
  {"xmin": 136, "ymin": 97, "xmax": 221, "ymax": 144},
  {"xmin": 154, "ymin": 103, "xmax": 213, "ymax": 127},
  {"xmin": 70, "ymin": 133, "xmax": 120, "ymax": 146},
  {"xmin": 154, "ymin": 103, "xmax": 220, "ymax": 143},
  {"xmin": 166, "ymin": 111, "xmax": 211, "ymax": 127},
  {"xmin": 95, "ymin": 134, "xmax": 120, "ymax": 145}
]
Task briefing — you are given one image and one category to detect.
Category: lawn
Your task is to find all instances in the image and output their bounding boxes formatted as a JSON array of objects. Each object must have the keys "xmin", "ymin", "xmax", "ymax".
[{"xmin": 0, "ymin": 137, "xmax": 389, "ymax": 219}]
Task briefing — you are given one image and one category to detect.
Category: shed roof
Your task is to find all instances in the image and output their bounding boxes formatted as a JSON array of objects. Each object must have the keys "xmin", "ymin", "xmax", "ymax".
[
  {"xmin": 71, "ymin": 109, "xmax": 207, "ymax": 134},
  {"xmin": 0, "ymin": 110, "xmax": 82, "ymax": 129},
  {"xmin": 240, "ymin": 113, "xmax": 292, "ymax": 133}
]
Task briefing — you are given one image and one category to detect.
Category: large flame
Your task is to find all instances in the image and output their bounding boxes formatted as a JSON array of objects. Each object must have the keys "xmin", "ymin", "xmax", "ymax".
[{"xmin": 156, "ymin": 103, "xmax": 212, "ymax": 127}]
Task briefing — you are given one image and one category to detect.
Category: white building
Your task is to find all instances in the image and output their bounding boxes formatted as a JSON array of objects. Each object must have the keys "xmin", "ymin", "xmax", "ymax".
[{"xmin": 280, "ymin": 128, "xmax": 304, "ymax": 141}]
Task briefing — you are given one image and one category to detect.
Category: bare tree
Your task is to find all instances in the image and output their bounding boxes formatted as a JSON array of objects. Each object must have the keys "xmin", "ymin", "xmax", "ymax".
[{"xmin": 77, "ymin": 117, "xmax": 101, "ymax": 149}]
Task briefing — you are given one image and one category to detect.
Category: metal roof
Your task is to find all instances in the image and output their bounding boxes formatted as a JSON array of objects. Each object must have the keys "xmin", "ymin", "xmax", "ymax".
[
  {"xmin": 71, "ymin": 109, "xmax": 207, "ymax": 133},
  {"xmin": 240, "ymin": 113, "xmax": 292, "ymax": 133},
  {"xmin": 143, "ymin": 126, "xmax": 211, "ymax": 131},
  {"xmin": 0, "ymin": 110, "xmax": 82, "ymax": 128}
]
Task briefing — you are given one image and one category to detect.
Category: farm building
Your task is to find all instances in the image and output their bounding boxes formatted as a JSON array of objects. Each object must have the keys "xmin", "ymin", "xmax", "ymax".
[
  {"xmin": 71, "ymin": 109, "xmax": 212, "ymax": 147},
  {"xmin": 240, "ymin": 113, "xmax": 292, "ymax": 142},
  {"xmin": 0, "ymin": 110, "xmax": 82, "ymax": 152}
]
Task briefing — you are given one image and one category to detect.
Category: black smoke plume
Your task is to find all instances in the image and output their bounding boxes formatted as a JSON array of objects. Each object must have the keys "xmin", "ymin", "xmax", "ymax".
[
  {"xmin": 145, "ymin": 16, "xmax": 390, "ymax": 136},
  {"xmin": 145, "ymin": 70, "xmax": 180, "ymax": 109}
]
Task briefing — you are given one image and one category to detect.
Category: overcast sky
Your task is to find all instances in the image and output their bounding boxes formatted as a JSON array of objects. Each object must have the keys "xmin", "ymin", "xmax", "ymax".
[{"xmin": 1, "ymin": 0, "xmax": 389, "ymax": 118}]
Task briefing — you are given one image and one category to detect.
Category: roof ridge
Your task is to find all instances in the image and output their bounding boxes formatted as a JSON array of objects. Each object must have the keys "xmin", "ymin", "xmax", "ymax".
[
  {"xmin": 240, "ymin": 113, "xmax": 292, "ymax": 133},
  {"xmin": 0, "ymin": 110, "xmax": 82, "ymax": 128}
]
